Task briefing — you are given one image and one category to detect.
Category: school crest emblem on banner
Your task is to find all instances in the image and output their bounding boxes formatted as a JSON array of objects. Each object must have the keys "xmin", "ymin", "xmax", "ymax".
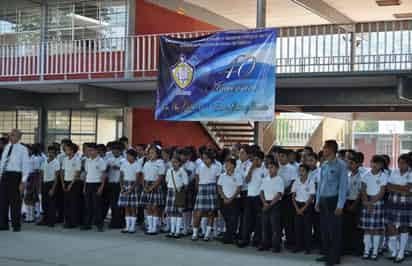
[{"xmin": 171, "ymin": 55, "xmax": 194, "ymax": 89}]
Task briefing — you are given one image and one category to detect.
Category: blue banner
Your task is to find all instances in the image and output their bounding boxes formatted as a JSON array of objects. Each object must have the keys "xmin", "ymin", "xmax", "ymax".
[{"xmin": 156, "ymin": 28, "xmax": 276, "ymax": 121}]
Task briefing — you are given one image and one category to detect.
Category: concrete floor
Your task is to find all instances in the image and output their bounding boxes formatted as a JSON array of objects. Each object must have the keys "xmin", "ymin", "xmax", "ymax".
[{"xmin": 0, "ymin": 225, "xmax": 409, "ymax": 266}]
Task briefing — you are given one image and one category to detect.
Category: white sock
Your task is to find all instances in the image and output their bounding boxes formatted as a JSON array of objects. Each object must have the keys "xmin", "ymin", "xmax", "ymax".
[
  {"xmin": 205, "ymin": 226, "xmax": 213, "ymax": 238},
  {"xmin": 363, "ymin": 234, "xmax": 372, "ymax": 254},
  {"xmin": 125, "ymin": 216, "xmax": 130, "ymax": 230},
  {"xmin": 147, "ymin": 216, "xmax": 153, "ymax": 232},
  {"xmin": 399, "ymin": 233, "xmax": 409, "ymax": 258},
  {"xmin": 201, "ymin": 217, "xmax": 208, "ymax": 234},
  {"xmin": 170, "ymin": 217, "xmax": 177, "ymax": 234},
  {"xmin": 176, "ymin": 217, "xmax": 182, "ymax": 235},
  {"xmin": 372, "ymin": 235, "xmax": 381, "ymax": 255},
  {"xmin": 192, "ymin": 227, "xmax": 199, "ymax": 237},
  {"xmin": 129, "ymin": 217, "xmax": 136, "ymax": 232},
  {"xmin": 153, "ymin": 217, "xmax": 159, "ymax": 233},
  {"xmin": 389, "ymin": 236, "xmax": 398, "ymax": 257},
  {"xmin": 35, "ymin": 202, "xmax": 41, "ymax": 218}
]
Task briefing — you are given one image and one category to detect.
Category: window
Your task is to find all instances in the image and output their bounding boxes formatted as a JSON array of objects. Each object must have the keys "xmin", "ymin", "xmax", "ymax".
[{"xmin": 0, "ymin": 110, "xmax": 39, "ymax": 143}]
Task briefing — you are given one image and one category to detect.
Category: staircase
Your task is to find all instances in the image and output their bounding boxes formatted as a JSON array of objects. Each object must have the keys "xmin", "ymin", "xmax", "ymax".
[{"xmin": 202, "ymin": 121, "xmax": 255, "ymax": 148}]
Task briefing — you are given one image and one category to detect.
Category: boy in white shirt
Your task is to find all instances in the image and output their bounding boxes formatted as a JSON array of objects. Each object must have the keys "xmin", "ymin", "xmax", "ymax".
[
  {"xmin": 104, "ymin": 142, "xmax": 124, "ymax": 229},
  {"xmin": 37, "ymin": 145, "xmax": 60, "ymax": 227},
  {"xmin": 61, "ymin": 143, "xmax": 82, "ymax": 228},
  {"xmin": 278, "ymin": 149, "xmax": 298, "ymax": 249},
  {"xmin": 238, "ymin": 151, "xmax": 268, "ymax": 248},
  {"xmin": 259, "ymin": 159, "xmax": 284, "ymax": 252},
  {"xmin": 81, "ymin": 144, "xmax": 107, "ymax": 232},
  {"xmin": 218, "ymin": 158, "xmax": 242, "ymax": 244}
]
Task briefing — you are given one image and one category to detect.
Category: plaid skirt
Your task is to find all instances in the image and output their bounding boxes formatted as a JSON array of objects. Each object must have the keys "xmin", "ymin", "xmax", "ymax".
[
  {"xmin": 194, "ymin": 183, "xmax": 218, "ymax": 212},
  {"xmin": 165, "ymin": 189, "xmax": 183, "ymax": 217},
  {"xmin": 359, "ymin": 198, "xmax": 385, "ymax": 230},
  {"xmin": 385, "ymin": 191, "xmax": 412, "ymax": 227},
  {"xmin": 118, "ymin": 181, "xmax": 138, "ymax": 208},
  {"xmin": 139, "ymin": 181, "xmax": 165, "ymax": 207}
]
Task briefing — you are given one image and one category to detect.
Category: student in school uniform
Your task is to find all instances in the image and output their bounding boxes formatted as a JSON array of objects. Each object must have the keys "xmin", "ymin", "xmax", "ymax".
[
  {"xmin": 238, "ymin": 151, "xmax": 268, "ymax": 248},
  {"xmin": 55, "ymin": 139, "xmax": 71, "ymax": 224},
  {"xmin": 292, "ymin": 164, "xmax": 316, "ymax": 254},
  {"xmin": 180, "ymin": 148, "xmax": 197, "ymax": 235},
  {"xmin": 385, "ymin": 154, "xmax": 412, "ymax": 263},
  {"xmin": 218, "ymin": 158, "xmax": 242, "ymax": 244},
  {"xmin": 259, "ymin": 159, "xmax": 284, "ymax": 252},
  {"xmin": 118, "ymin": 149, "xmax": 141, "ymax": 234},
  {"xmin": 81, "ymin": 144, "xmax": 107, "ymax": 232},
  {"xmin": 165, "ymin": 156, "xmax": 189, "ymax": 238},
  {"xmin": 37, "ymin": 146, "xmax": 60, "ymax": 227},
  {"xmin": 359, "ymin": 155, "xmax": 388, "ymax": 260},
  {"xmin": 24, "ymin": 144, "xmax": 44, "ymax": 223},
  {"xmin": 140, "ymin": 146, "xmax": 166, "ymax": 235},
  {"xmin": 343, "ymin": 151, "xmax": 363, "ymax": 256},
  {"xmin": 104, "ymin": 142, "xmax": 124, "ymax": 229},
  {"xmin": 278, "ymin": 149, "xmax": 298, "ymax": 249},
  {"xmin": 235, "ymin": 145, "xmax": 252, "ymax": 239},
  {"xmin": 61, "ymin": 143, "xmax": 82, "ymax": 228},
  {"xmin": 135, "ymin": 144, "xmax": 146, "ymax": 226},
  {"xmin": 192, "ymin": 149, "xmax": 220, "ymax": 241},
  {"xmin": 305, "ymin": 152, "xmax": 321, "ymax": 249}
]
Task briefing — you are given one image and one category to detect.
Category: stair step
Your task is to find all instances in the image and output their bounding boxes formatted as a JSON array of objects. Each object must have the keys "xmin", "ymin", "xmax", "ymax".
[
  {"xmin": 207, "ymin": 122, "xmax": 253, "ymax": 128},
  {"xmin": 210, "ymin": 128, "xmax": 254, "ymax": 133},
  {"xmin": 216, "ymin": 133, "xmax": 254, "ymax": 138}
]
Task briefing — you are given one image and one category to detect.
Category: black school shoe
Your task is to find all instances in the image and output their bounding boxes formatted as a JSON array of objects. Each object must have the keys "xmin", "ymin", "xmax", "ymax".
[
  {"xmin": 80, "ymin": 225, "xmax": 92, "ymax": 230},
  {"xmin": 12, "ymin": 227, "xmax": 21, "ymax": 232}
]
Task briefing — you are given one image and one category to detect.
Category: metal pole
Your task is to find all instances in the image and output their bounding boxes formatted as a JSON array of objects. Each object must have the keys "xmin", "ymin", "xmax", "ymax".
[
  {"xmin": 124, "ymin": 0, "xmax": 136, "ymax": 78},
  {"xmin": 254, "ymin": 0, "xmax": 267, "ymax": 146},
  {"xmin": 39, "ymin": 0, "xmax": 48, "ymax": 80}
]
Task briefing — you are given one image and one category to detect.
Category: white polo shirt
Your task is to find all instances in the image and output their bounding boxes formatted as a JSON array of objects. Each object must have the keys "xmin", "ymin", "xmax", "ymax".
[
  {"xmin": 120, "ymin": 161, "xmax": 142, "ymax": 182},
  {"xmin": 62, "ymin": 156, "xmax": 81, "ymax": 182},
  {"xmin": 30, "ymin": 154, "xmax": 45, "ymax": 173},
  {"xmin": 308, "ymin": 167, "xmax": 321, "ymax": 185},
  {"xmin": 361, "ymin": 171, "xmax": 388, "ymax": 196},
  {"xmin": 278, "ymin": 163, "xmax": 297, "ymax": 188},
  {"xmin": 85, "ymin": 156, "xmax": 107, "ymax": 183},
  {"xmin": 106, "ymin": 156, "xmax": 125, "ymax": 183},
  {"xmin": 235, "ymin": 159, "xmax": 252, "ymax": 191},
  {"xmin": 218, "ymin": 172, "xmax": 243, "ymax": 198},
  {"xmin": 143, "ymin": 159, "xmax": 166, "ymax": 182},
  {"xmin": 347, "ymin": 171, "xmax": 362, "ymax": 201},
  {"xmin": 291, "ymin": 177, "xmax": 316, "ymax": 203},
  {"xmin": 41, "ymin": 158, "xmax": 60, "ymax": 183},
  {"xmin": 183, "ymin": 160, "xmax": 196, "ymax": 182},
  {"xmin": 196, "ymin": 162, "xmax": 221, "ymax": 185},
  {"xmin": 0, "ymin": 143, "xmax": 31, "ymax": 182},
  {"xmin": 388, "ymin": 169, "xmax": 411, "ymax": 186},
  {"xmin": 260, "ymin": 175, "xmax": 284, "ymax": 201},
  {"xmin": 166, "ymin": 167, "xmax": 189, "ymax": 190},
  {"xmin": 247, "ymin": 165, "xmax": 268, "ymax": 197}
]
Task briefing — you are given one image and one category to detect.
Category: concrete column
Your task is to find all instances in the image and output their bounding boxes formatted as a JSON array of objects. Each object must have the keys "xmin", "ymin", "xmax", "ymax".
[
  {"xmin": 38, "ymin": 107, "xmax": 48, "ymax": 147},
  {"xmin": 123, "ymin": 107, "xmax": 134, "ymax": 143},
  {"xmin": 39, "ymin": 0, "xmax": 48, "ymax": 80},
  {"xmin": 254, "ymin": 0, "xmax": 268, "ymax": 146},
  {"xmin": 125, "ymin": 0, "xmax": 136, "ymax": 78}
]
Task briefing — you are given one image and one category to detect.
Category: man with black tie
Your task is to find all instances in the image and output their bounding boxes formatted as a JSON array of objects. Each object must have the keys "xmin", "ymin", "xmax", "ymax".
[{"xmin": 0, "ymin": 129, "xmax": 30, "ymax": 232}]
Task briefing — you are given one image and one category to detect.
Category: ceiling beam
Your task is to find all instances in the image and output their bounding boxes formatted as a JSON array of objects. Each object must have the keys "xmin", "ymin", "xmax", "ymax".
[
  {"xmin": 290, "ymin": 0, "xmax": 354, "ymax": 24},
  {"xmin": 146, "ymin": 0, "xmax": 246, "ymax": 29}
]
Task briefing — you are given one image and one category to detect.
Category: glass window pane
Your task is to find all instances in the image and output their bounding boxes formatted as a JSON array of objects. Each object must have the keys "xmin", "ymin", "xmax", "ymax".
[
  {"xmin": 47, "ymin": 110, "xmax": 70, "ymax": 134},
  {"xmin": 0, "ymin": 111, "xmax": 16, "ymax": 134},
  {"xmin": 71, "ymin": 110, "xmax": 96, "ymax": 134},
  {"xmin": 97, "ymin": 108, "xmax": 123, "ymax": 144}
]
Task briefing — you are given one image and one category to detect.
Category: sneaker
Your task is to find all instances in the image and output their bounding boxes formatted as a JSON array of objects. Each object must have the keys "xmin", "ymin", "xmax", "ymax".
[
  {"xmin": 128, "ymin": 229, "xmax": 136, "ymax": 234},
  {"xmin": 174, "ymin": 233, "xmax": 182, "ymax": 239},
  {"xmin": 166, "ymin": 233, "xmax": 174, "ymax": 238},
  {"xmin": 362, "ymin": 252, "xmax": 370, "ymax": 260},
  {"xmin": 191, "ymin": 235, "xmax": 199, "ymax": 241},
  {"xmin": 370, "ymin": 253, "xmax": 378, "ymax": 260},
  {"xmin": 203, "ymin": 236, "xmax": 210, "ymax": 242},
  {"xmin": 121, "ymin": 228, "xmax": 129, "ymax": 233},
  {"xmin": 394, "ymin": 256, "xmax": 404, "ymax": 264}
]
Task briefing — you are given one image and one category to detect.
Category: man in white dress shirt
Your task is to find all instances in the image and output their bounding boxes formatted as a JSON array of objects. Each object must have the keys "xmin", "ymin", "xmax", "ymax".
[{"xmin": 0, "ymin": 129, "xmax": 30, "ymax": 232}]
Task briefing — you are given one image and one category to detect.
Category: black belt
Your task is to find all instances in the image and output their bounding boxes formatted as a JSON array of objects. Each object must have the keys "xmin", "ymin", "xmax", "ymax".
[{"xmin": 4, "ymin": 171, "xmax": 22, "ymax": 176}]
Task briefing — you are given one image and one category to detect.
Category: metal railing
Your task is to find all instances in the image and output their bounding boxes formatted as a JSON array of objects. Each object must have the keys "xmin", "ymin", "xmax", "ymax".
[
  {"xmin": 0, "ymin": 20, "xmax": 411, "ymax": 80},
  {"xmin": 276, "ymin": 119, "xmax": 322, "ymax": 147}
]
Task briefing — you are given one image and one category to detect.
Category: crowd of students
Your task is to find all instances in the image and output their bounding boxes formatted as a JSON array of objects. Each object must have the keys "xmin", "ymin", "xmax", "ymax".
[{"xmin": 2, "ymin": 135, "xmax": 412, "ymax": 265}]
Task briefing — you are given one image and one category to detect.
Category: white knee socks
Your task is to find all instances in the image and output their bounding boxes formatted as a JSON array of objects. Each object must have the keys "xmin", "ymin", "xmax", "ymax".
[
  {"xmin": 399, "ymin": 233, "xmax": 409, "ymax": 258},
  {"xmin": 363, "ymin": 234, "xmax": 372, "ymax": 254},
  {"xmin": 388, "ymin": 236, "xmax": 398, "ymax": 257},
  {"xmin": 153, "ymin": 217, "xmax": 159, "ymax": 233},
  {"xmin": 372, "ymin": 235, "xmax": 381, "ymax": 255},
  {"xmin": 170, "ymin": 217, "xmax": 177, "ymax": 234},
  {"xmin": 176, "ymin": 217, "xmax": 182, "ymax": 235},
  {"xmin": 129, "ymin": 217, "xmax": 136, "ymax": 232},
  {"xmin": 201, "ymin": 217, "xmax": 208, "ymax": 235}
]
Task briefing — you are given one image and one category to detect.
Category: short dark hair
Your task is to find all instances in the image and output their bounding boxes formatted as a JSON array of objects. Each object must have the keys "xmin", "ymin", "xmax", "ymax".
[
  {"xmin": 348, "ymin": 152, "xmax": 362, "ymax": 164},
  {"xmin": 47, "ymin": 145, "xmax": 58, "ymax": 153},
  {"xmin": 299, "ymin": 164, "xmax": 310, "ymax": 173},
  {"xmin": 278, "ymin": 148, "xmax": 289, "ymax": 156},
  {"xmin": 126, "ymin": 149, "xmax": 138, "ymax": 159},
  {"xmin": 303, "ymin": 146, "xmax": 313, "ymax": 152},
  {"xmin": 225, "ymin": 158, "xmax": 236, "ymax": 167},
  {"xmin": 398, "ymin": 154, "xmax": 412, "ymax": 167},
  {"xmin": 119, "ymin": 136, "xmax": 129, "ymax": 143},
  {"xmin": 306, "ymin": 152, "xmax": 318, "ymax": 161},
  {"xmin": 266, "ymin": 159, "xmax": 279, "ymax": 168},
  {"xmin": 371, "ymin": 155, "xmax": 386, "ymax": 170},
  {"xmin": 324, "ymin": 140, "xmax": 338, "ymax": 153},
  {"xmin": 88, "ymin": 143, "xmax": 98, "ymax": 150},
  {"xmin": 254, "ymin": 151, "xmax": 265, "ymax": 160}
]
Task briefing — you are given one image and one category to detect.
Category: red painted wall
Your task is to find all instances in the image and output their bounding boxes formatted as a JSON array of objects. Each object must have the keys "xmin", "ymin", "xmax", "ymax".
[
  {"xmin": 355, "ymin": 136, "xmax": 377, "ymax": 167},
  {"xmin": 135, "ymin": 0, "xmax": 220, "ymax": 34},
  {"xmin": 132, "ymin": 108, "xmax": 216, "ymax": 148},
  {"xmin": 132, "ymin": 1, "xmax": 220, "ymax": 146}
]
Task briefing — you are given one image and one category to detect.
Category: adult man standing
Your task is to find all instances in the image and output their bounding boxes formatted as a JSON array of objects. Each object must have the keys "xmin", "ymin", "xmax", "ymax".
[
  {"xmin": 315, "ymin": 140, "xmax": 348, "ymax": 266},
  {"xmin": 0, "ymin": 129, "xmax": 30, "ymax": 232}
]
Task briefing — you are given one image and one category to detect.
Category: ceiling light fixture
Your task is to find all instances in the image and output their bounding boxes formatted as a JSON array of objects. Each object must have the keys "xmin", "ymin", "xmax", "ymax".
[{"xmin": 376, "ymin": 0, "xmax": 401, "ymax": 7}]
